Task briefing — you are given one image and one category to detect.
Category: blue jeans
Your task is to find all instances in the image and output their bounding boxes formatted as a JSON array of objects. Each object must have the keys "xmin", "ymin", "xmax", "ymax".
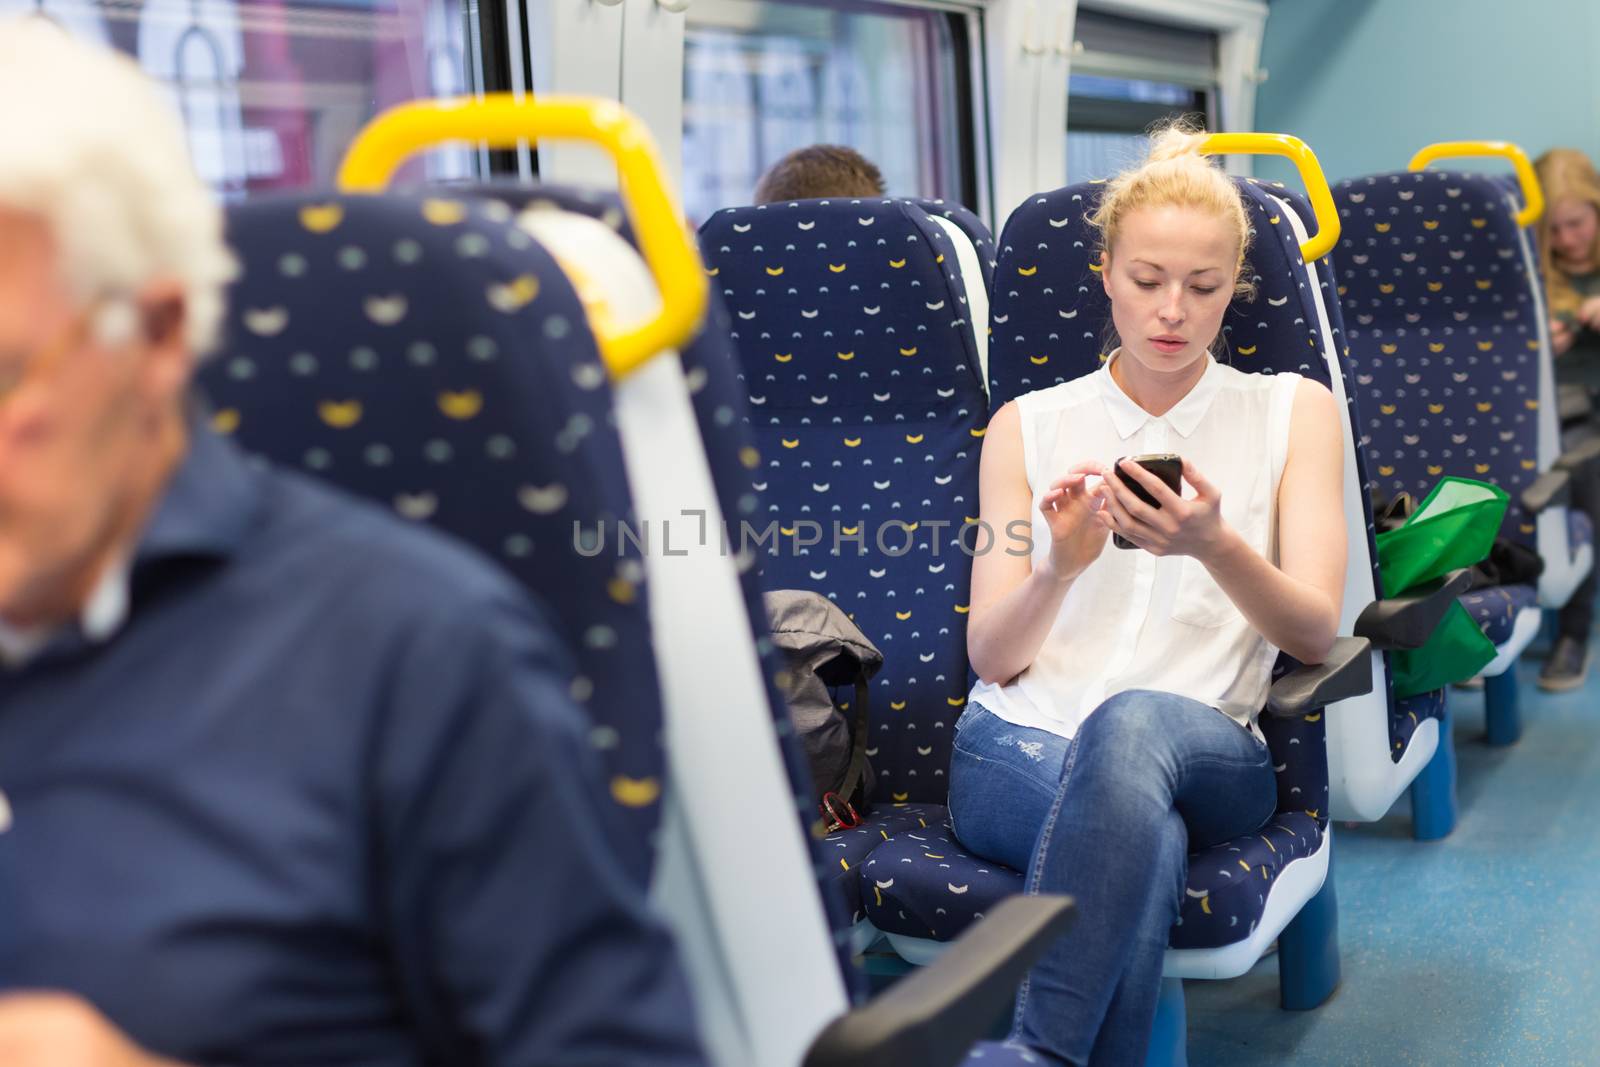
[{"xmin": 948, "ymin": 691, "xmax": 1276, "ymax": 1067}]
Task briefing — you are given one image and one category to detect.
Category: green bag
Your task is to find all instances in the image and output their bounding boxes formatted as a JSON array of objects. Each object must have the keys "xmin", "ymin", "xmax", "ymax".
[
  {"xmin": 1375, "ymin": 477, "xmax": 1509, "ymax": 594},
  {"xmin": 1389, "ymin": 602, "xmax": 1495, "ymax": 700},
  {"xmin": 1374, "ymin": 477, "xmax": 1508, "ymax": 700}
]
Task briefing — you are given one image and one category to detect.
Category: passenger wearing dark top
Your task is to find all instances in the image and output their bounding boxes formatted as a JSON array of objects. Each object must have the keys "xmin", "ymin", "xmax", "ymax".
[
  {"xmin": 753, "ymin": 144, "xmax": 886, "ymax": 204},
  {"xmin": 0, "ymin": 19, "xmax": 704, "ymax": 1067},
  {"xmin": 1535, "ymin": 148, "xmax": 1600, "ymax": 691}
]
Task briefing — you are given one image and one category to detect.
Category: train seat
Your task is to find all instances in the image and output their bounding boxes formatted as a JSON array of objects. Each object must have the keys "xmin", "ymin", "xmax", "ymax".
[
  {"xmin": 1332, "ymin": 169, "xmax": 1585, "ymax": 742},
  {"xmin": 457, "ymin": 181, "xmax": 908, "ymax": 939},
  {"xmin": 877, "ymin": 179, "xmax": 1370, "ymax": 1022},
  {"xmin": 197, "ymin": 192, "xmax": 668, "ymax": 886},
  {"xmin": 508, "ymin": 185, "xmax": 1085, "ymax": 1067},
  {"xmin": 697, "ymin": 197, "xmax": 994, "ymax": 928},
  {"xmin": 988, "ymin": 173, "xmax": 1452, "ymax": 839}
]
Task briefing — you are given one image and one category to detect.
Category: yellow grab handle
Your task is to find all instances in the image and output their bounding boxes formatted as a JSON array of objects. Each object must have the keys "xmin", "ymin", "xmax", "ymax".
[
  {"xmin": 1407, "ymin": 141, "xmax": 1544, "ymax": 227},
  {"xmin": 338, "ymin": 94, "xmax": 707, "ymax": 380},
  {"xmin": 1201, "ymin": 133, "xmax": 1341, "ymax": 263}
]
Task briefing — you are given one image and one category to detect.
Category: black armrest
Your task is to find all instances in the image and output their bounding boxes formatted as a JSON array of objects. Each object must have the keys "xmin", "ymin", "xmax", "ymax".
[
  {"xmin": 1522, "ymin": 467, "xmax": 1571, "ymax": 513},
  {"xmin": 1353, "ymin": 568, "xmax": 1473, "ymax": 650},
  {"xmin": 802, "ymin": 895, "xmax": 1074, "ymax": 1067},
  {"xmin": 1558, "ymin": 382, "xmax": 1593, "ymax": 424},
  {"xmin": 1554, "ymin": 435, "xmax": 1600, "ymax": 473},
  {"xmin": 1264, "ymin": 637, "xmax": 1374, "ymax": 718}
]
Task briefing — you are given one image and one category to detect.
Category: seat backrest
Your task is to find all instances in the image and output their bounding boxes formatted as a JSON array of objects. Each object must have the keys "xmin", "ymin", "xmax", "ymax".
[
  {"xmin": 699, "ymin": 198, "xmax": 992, "ymax": 806},
  {"xmin": 199, "ymin": 193, "xmax": 666, "ymax": 885},
  {"xmin": 1332, "ymin": 170, "xmax": 1545, "ymax": 546}
]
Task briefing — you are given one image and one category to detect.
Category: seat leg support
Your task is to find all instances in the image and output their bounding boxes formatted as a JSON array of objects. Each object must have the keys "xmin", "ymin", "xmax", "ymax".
[
  {"xmin": 1278, "ymin": 854, "xmax": 1339, "ymax": 1011},
  {"xmin": 1485, "ymin": 667, "xmax": 1522, "ymax": 746},
  {"xmin": 1143, "ymin": 978, "xmax": 1187, "ymax": 1067},
  {"xmin": 1410, "ymin": 709, "xmax": 1457, "ymax": 841}
]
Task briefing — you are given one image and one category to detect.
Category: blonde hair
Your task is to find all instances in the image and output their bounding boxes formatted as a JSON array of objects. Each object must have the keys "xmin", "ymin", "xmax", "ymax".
[
  {"xmin": 1087, "ymin": 120, "xmax": 1254, "ymax": 301},
  {"xmin": 1534, "ymin": 147, "xmax": 1600, "ymax": 320},
  {"xmin": 0, "ymin": 18, "xmax": 235, "ymax": 356}
]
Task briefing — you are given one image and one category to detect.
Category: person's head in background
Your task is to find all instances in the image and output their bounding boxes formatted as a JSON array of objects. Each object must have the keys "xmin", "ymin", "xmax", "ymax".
[
  {"xmin": 0, "ymin": 18, "xmax": 234, "ymax": 629},
  {"xmin": 1535, "ymin": 148, "xmax": 1600, "ymax": 318},
  {"xmin": 753, "ymin": 144, "xmax": 886, "ymax": 204}
]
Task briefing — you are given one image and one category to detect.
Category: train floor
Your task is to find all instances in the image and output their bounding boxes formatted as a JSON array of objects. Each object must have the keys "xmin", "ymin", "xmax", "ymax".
[{"xmin": 1189, "ymin": 641, "xmax": 1600, "ymax": 1066}]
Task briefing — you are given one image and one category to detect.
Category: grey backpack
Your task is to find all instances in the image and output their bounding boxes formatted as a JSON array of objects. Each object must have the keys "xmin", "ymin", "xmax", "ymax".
[{"xmin": 764, "ymin": 590, "xmax": 884, "ymax": 831}]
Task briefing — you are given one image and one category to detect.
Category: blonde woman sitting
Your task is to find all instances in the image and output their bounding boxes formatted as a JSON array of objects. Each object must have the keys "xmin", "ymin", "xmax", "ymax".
[{"xmin": 957, "ymin": 126, "xmax": 1347, "ymax": 1065}]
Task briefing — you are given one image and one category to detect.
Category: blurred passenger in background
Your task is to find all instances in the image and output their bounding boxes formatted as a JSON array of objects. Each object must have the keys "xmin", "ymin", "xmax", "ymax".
[
  {"xmin": 0, "ymin": 18, "xmax": 704, "ymax": 1067},
  {"xmin": 753, "ymin": 144, "xmax": 886, "ymax": 203},
  {"xmin": 1534, "ymin": 147, "xmax": 1600, "ymax": 690}
]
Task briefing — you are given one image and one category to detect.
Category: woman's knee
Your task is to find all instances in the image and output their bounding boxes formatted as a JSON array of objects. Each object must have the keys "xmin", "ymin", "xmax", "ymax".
[{"xmin": 1073, "ymin": 690, "xmax": 1187, "ymax": 780}]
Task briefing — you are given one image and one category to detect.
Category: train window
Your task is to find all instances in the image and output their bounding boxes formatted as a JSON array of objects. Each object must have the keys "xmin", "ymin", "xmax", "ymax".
[
  {"xmin": 5, "ymin": 0, "xmax": 480, "ymax": 196},
  {"xmin": 682, "ymin": 0, "xmax": 972, "ymax": 224},
  {"xmin": 1065, "ymin": 9, "xmax": 1215, "ymax": 182}
]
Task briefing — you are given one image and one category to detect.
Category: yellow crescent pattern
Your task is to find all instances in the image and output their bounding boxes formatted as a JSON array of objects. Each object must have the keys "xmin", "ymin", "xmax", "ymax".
[
  {"xmin": 610, "ymin": 776, "xmax": 661, "ymax": 808},
  {"xmin": 421, "ymin": 199, "xmax": 466, "ymax": 226},
  {"xmin": 319, "ymin": 400, "xmax": 363, "ymax": 428},
  {"xmin": 299, "ymin": 204, "xmax": 344, "ymax": 233},
  {"xmin": 438, "ymin": 390, "xmax": 484, "ymax": 419}
]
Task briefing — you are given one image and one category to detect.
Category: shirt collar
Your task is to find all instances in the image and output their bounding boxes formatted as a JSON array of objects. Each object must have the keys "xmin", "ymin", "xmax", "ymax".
[
  {"xmin": 1097, "ymin": 349, "xmax": 1225, "ymax": 441},
  {"xmin": 0, "ymin": 558, "xmax": 129, "ymax": 667}
]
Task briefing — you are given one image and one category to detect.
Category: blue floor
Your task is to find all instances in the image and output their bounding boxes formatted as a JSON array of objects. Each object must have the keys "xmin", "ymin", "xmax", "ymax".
[{"xmin": 1187, "ymin": 653, "xmax": 1600, "ymax": 1065}]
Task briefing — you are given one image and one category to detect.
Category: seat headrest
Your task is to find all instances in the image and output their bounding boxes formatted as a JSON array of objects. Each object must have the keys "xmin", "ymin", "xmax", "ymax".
[
  {"xmin": 1333, "ymin": 170, "xmax": 1537, "ymax": 334},
  {"xmin": 699, "ymin": 198, "xmax": 986, "ymax": 413},
  {"xmin": 988, "ymin": 178, "xmax": 1336, "ymax": 409}
]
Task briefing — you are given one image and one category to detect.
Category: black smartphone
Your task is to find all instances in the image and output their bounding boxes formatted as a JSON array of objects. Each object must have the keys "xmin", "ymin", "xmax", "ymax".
[{"xmin": 1111, "ymin": 453, "xmax": 1182, "ymax": 550}]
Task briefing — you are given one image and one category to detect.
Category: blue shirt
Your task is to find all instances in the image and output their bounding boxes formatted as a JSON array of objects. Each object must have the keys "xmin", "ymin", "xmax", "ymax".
[{"xmin": 0, "ymin": 424, "xmax": 705, "ymax": 1067}]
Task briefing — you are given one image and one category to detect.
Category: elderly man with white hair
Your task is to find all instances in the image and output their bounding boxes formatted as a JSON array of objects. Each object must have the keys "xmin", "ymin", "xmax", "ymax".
[{"xmin": 0, "ymin": 19, "xmax": 706, "ymax": 1067}]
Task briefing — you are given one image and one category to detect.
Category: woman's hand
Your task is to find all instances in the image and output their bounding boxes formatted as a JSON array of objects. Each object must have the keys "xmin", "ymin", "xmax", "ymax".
[
  {"xmin": 1037, "ymin": 461, "xmax": 1111, "ymax": 582},
  {"xmin": 1553, "ymin": 317, "xmax": 1575, "ymax": 356},
  {"xmin": 1579, "ymin": 297, "xmax": 1600, "ymax": 332},
  {"xmin": 1096, "ymin": 458, "xmax": 1227, "ymax": 561}
]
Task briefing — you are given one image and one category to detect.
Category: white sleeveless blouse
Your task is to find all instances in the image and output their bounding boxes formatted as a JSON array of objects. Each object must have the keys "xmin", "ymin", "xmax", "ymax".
[{"xmin": 969, "ymin": 352, "xmax": 1300, "ymax": 741}]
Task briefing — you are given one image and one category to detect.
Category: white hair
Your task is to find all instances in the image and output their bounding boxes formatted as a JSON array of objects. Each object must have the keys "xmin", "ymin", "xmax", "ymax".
[{"xmin": 0, "ymin": 18, "xmax": 235, "ymax": 356}]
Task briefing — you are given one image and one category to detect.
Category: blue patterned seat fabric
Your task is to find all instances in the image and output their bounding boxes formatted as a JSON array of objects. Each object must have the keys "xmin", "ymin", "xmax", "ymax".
[
  {"xmin": 1392, "ymin": 687, "xmax": 1446, "ymax": 758},
  {"xmin": 459, "ymin": 182, "xmax": 873, "ymax": 987},
  {"xmin": 858, "ymin": 713, "xmax": 1330, "ymax": 950},
  {"xmin": 1332, "ymin": 171, "xmax": 1544, "ymax": 547},
  {"xmin": 1459, "ymin": 583, "xmax": 1539, "ymax": 645},
  {"xmin": 198, "ymin": 193, "xmax": 666, "ymax": 885},
  {"xmin": 699, "ymin": 198, "xmax": 991, "ymax": 808}
]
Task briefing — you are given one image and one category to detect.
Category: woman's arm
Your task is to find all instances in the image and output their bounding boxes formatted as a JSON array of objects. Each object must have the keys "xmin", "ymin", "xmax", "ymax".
[
  {"xmin": 1097, "ymin": 379, "xmax": 1347, "ymax": 664},
  {"xmin": 966, "ymin": 401, "xmax": 1110, "ymax": 686}
]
